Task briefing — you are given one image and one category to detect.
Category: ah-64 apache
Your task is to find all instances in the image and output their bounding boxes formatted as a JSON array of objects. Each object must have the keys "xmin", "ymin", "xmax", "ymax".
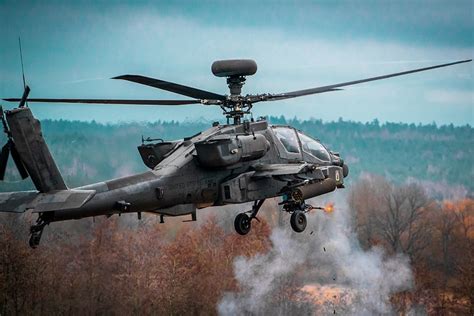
[{"xmin": 0, "ymin": 58, "xmax": 470, "ymax": 247}]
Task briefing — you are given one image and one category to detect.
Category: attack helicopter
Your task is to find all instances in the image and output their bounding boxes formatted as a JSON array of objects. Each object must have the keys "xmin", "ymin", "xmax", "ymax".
[{"xmin": 0, "ymin": 58, "xmax": 471, "ymax": 248}]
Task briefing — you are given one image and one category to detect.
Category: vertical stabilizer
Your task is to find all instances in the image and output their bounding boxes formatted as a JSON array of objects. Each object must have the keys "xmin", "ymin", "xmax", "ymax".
[{"xmin": 5, "ymin": 107, "xmax": 67, "ymax": 192}]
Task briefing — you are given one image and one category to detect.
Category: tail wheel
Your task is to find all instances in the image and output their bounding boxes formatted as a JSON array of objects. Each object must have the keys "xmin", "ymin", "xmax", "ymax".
[
  {"xmin": 234, "ymin": 213, "xmax": 251, "ymax": 235},
  {"xmin": 290, "ymin": 211, "xmax": 307, "ymax": 233}
]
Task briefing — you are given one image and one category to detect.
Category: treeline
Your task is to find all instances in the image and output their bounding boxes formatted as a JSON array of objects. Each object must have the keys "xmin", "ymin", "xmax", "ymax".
[
  {"xmin": 1, "ymin": 177, "xmax": 472, "ymax": 314},
  {"xmin": 0, "ymin": 117, "xmax": 472, "ymax": 195}
]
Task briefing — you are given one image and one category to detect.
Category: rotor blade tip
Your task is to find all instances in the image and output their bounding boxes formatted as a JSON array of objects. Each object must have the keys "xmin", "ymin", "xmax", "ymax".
[{"xmin": 112, "ymin": 75, "xmax": 132, "ymax": 80}]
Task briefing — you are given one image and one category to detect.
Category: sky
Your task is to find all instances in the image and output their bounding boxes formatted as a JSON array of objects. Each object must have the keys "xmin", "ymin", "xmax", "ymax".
[{"xmin": 0, "ymin": 0, "xmax": 472, "ymax": 125}]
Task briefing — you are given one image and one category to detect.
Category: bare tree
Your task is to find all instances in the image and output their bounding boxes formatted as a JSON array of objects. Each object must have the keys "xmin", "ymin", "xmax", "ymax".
[
  {"xmin": 349, "ymin": 175, "xmax": 431, "ymax": 259},
  {"xmin": 348, "ymin": 174, "xmax": 391, "ymax": 249}
]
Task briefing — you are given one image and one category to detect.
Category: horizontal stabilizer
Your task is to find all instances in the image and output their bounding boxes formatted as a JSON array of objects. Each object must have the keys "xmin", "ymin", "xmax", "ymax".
[
  {"xmin": 30, "ymin": 190, "xmax": 96, "ymax": 212},
  {"xmin": 0, "ymin": 191, "xmax": 38, "ymax": 213},
  {"xmin": 0, "ymin": 189, "xmax": 96, "ymax": 213}
]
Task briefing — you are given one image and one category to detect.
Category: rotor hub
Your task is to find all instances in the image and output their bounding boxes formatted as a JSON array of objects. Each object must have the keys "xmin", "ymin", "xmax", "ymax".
[{"xmin": 226, "ymin": 76, "xmax": 246, "ymax": 96}]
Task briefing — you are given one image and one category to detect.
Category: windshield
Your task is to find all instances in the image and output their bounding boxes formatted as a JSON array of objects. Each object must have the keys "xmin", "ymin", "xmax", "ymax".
[
  {"xmin": 273, "ymin": 127, "xmax": 300, "ymax": 153},
  {"xmin": 298, "ymin": 132, "xmax": 330, "ymax": 161}
]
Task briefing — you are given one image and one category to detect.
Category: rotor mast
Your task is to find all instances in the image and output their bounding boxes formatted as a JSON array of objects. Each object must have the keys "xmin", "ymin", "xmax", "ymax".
[
  {"xmin": 225, "ymin": 76, "xmax": 247, "ymax": 125},
  {"xmin": 211, "ymin": 59, "xmax": 257, "ymax": 125}
]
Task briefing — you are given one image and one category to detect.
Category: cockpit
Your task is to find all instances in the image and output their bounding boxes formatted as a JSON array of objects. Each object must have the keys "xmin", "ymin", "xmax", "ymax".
[
  {"xmin": 273, "ymin": 127, "xmax": 300, "ymax": 154},
  {"xmin": 297, "ymin": 132, "xmax": 331, "ymax": 161},
  {"xmin": 272, "ymin": 126, "xmax": 331, "ymax": 162}
]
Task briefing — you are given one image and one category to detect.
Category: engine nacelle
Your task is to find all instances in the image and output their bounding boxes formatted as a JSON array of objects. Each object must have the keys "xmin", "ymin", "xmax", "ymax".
[{"xmin": 195, "ymin": 134, "xmax": 270, "ymax": 168}]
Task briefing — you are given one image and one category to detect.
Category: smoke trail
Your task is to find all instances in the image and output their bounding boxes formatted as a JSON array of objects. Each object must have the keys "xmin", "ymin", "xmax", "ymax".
[{"xmin": 218, "ymin": 192, "xmax": 413, "ymax": 315}]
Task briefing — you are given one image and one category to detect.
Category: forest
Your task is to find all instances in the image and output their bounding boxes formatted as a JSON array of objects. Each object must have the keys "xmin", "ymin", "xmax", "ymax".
[
  {"xmin": 0, "ymin": 117, "xmax": 472, "ymax": 196},
  {"xmin": 0, "ymin": 118, "xmax": 473, "ymax": 314},
  {"xmin": 1, "ymin": 178, "xmax": 472, "ymax": 314}
]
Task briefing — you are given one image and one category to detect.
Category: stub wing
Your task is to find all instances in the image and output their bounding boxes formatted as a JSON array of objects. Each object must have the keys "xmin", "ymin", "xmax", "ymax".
[
  {"xmin": 251, "ymin": 163, "xmax": 325, "ymax": 181},
  {"xmin": 0, "ymin": 189, "xmax": 96, "ymax": 213}
]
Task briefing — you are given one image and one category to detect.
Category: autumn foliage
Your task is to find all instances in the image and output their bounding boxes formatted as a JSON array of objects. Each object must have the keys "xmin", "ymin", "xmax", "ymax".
[
  {"xmin": 0, "ymin": 215, "xmax": 271, "ymax": 315},
  {"xmin": 349, "ymin": 176, "xmax": 474, "ymax": 314}
]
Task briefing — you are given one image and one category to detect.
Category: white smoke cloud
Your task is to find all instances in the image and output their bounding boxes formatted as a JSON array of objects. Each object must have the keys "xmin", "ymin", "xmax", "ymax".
[{"xmin": 218, "ymin": 192, "xmax": 413, "ymax": 315}]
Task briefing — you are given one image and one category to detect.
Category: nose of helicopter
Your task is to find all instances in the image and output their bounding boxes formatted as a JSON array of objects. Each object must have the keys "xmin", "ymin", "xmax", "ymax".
[{"xmin": 343, "ymin": 163, "xmax": 349, "ymax": 178}]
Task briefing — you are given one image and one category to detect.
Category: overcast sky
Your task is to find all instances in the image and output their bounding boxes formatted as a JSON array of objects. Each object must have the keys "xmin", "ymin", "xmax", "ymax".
[{"xmin": 0, "ymin": 0, "xmax": 472, "ymax": 125}]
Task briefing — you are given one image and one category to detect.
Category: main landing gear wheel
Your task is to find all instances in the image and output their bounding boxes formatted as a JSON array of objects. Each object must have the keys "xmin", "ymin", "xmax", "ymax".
[
  {"xmin": 234, "ymin": 213, "xmax": 251, "ymax": 235},
  {"xmin": 234, "ymin": 199, "xmax": 265, "ymax": 235},
  {"xmin": 290, "ymin": 211, "xmax": 307, "ymax": 233}
]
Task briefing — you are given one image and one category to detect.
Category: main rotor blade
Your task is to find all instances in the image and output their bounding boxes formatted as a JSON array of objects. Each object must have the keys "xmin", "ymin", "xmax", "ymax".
[
  {"xmin": 0, "ymin": 143, "xmax": 10, "ymax": 180},
  {"xmin": 9, "ymin": 142, "xmax": 28, "ymax": 179},
  {"xmin": 113, "ymin": 75, "xmax": 226, "ymax": 101},
  {"xmin": 262, "ymin": 59, "xmax": 472, "ymax": 101},
  {"xmin": 2, "ymin": 98, "xmax": 203, "ymax": 106}
]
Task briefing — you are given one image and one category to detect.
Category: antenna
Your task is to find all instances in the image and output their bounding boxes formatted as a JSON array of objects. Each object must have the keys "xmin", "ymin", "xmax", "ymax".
[{"xmin": 18, "ymin": 37, "xmax": 28, "ymax": 107}]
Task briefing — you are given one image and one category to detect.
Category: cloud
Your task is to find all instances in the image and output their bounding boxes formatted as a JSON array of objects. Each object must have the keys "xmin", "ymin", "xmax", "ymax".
[
  {"xmin": 425, "ymin": 89, "xmax": 474, "ymax": 105},
  {"xmin": 0, "ymin": 3, "xmax": 472, "ymax": 125}
]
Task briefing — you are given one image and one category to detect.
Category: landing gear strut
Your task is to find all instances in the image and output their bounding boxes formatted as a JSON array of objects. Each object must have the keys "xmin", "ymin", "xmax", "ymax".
[
  {"xmin": 279, "ymin": 199, "xmax": 311, "ymax": 233},
  {"xmin": 234, "ymin": 199, "xmax": 265, "ymax": 235},
  {"xmin": 29, "ymin": 216, "xmax": 47, "ymax": 248}
]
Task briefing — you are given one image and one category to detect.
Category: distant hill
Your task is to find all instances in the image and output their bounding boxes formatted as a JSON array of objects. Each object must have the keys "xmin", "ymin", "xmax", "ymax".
[{"xmin": 0, "ymin": 117, "xmax": 472, "ymax": 197}]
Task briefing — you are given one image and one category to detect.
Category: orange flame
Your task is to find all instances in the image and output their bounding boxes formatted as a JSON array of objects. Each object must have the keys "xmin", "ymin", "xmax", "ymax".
[
  {"xmin": 324, "ymin": 203, "xmax": 335, "ymax": 213},
  {"xmin": 300, "ymin": 284, "xmax": 356, "ymax": 305}
]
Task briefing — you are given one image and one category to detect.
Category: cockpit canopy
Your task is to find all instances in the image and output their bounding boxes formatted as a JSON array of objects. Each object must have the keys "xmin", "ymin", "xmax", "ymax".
[
  {"xmin": 273, "ymin": 127, "xmax": 300, "ymax": 154},
  {"xmin": 297, "ymin": 132, "xmax": 331, "ymax": 161},
  {"xmin": 272, "ymin": 126, "xmax": 331, "ymax": 162}
]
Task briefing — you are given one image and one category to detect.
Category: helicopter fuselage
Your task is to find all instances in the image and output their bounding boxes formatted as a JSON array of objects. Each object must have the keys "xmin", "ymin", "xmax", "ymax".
[{"xmin": 49, "ymin": 119, "xmax": 346, "ymax": 222}]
